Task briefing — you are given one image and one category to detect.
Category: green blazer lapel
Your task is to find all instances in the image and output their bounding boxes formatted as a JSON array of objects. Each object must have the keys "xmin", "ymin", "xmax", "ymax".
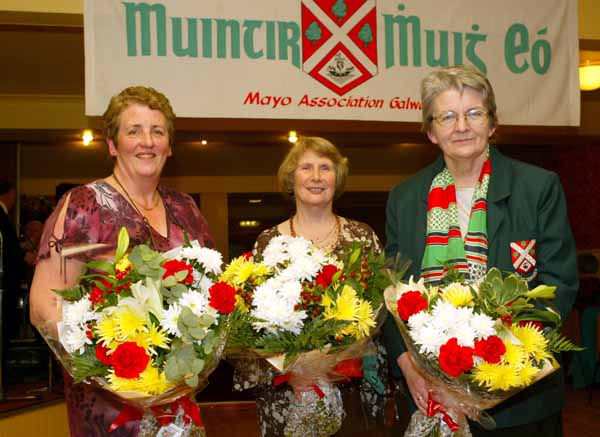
[{"xmin": 487, "ymin": 147, "xmax": 512, "ymax": 258}]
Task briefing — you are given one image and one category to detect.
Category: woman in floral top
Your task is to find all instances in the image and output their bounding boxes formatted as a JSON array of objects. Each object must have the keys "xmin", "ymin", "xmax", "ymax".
[
  {"xmin": 238, "ymin": 137, "xmax": 394, "ymax": 436},
  {"xmin": 30, "ymin": 86, "xmax": 212, "ymax": 436}
]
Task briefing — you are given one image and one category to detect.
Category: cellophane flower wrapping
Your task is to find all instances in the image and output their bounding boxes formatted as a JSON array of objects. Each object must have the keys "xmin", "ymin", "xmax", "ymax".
[
  {"xmin": 38, "ymin": 228, "xmax": 235, "ymax": 436},
  {"xmin": 222, "ymin": 235, "xmax": 390, "ymax": 436},
  {"xmin": 384, "ymin": 267, "xmax": 581, "ymax": 437}
]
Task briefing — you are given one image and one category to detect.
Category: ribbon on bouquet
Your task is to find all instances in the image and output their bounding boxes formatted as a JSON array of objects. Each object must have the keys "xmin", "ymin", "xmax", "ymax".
[
  {"xmin": 426, "ymin": 392, "xmax": 460, "ymax": 432},
  {"xmin": 108, "ymin": 396, "xmax": 203, "ymax": 432},
  {"xmin": 273, "ymin": 358, "xmax": 364, "ymax": 399}
]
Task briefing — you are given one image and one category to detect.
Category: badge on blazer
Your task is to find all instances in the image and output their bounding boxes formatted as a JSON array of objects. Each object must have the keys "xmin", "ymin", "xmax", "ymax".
[{"xmin": 510, "ymin": 239, "xmax": 537, "ymax": 278}]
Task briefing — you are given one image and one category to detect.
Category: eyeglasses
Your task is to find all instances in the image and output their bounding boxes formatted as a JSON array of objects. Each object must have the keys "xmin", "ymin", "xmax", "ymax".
[{"xmin": 431, "ymin": 108, "xmax": 489, "ymax": 128}]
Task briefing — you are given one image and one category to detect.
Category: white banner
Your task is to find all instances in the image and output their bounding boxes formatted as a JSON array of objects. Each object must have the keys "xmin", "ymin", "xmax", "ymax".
[{"xmin": 84, "ymin": 0, "xmax": 580, "ymax": 125}]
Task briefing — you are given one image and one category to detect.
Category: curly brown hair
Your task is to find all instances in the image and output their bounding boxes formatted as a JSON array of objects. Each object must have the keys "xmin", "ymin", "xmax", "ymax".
[{"xmin": 103, "ymin": 86, "xmax": 176, "ymax": 146}]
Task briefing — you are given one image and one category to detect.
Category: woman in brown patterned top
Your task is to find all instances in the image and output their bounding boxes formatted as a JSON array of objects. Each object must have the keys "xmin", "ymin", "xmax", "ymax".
[
  {"xmin": 30, "ymin": 86, "xmax": 213, "ymax": 436},
  {"xmin": 250, "ymin": 137, "xmax": 393, "ymax": 436}
]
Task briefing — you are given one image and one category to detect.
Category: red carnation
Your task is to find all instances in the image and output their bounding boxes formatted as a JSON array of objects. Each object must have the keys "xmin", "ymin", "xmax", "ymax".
[
  {"xmin": 474, "ymin": 336, "xmax": 506, "ymax": 364},
  {"xmin": 209, "ymin": 281, "xmax": 237, "ymax": 314},
  {"xmin": 162, "ymin": 259, "xmax": 194, "ymax": 284},
  {"xmin": 95, "ymin": 343, "xmax": 112, "ymax": 366},
  {"xmin": 396, "ymin": 291, "xmax": 428, "ymax": 321},
  {"xmin": 110, "ymin": 342, "xmax": 149, "ymax": 379},
  {"xmin": 439, "ymin": 338, "xmax": 474, "ymax": 377},
  {"xmin": 241, "ymin": 251, "xmax": 253, "ymax": 261},
  {"xmin": 316, "ymin": 264, "xmax": 340, "ymax": 288}
]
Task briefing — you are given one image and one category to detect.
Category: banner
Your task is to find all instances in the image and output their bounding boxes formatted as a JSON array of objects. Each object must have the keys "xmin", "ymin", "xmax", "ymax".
[{"xmin": 84, "ymin": 0, "xmax": 580, "ymax": 125}]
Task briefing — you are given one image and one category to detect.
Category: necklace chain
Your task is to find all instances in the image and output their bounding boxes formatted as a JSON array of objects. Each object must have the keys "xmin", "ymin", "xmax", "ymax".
[
  {"xmin": 111, "ymin": 173, "xmax": 160, "ymax": 212},
  {"xmin": 290, "ymin": 214, "xmax": 341, "ymax": 253}
]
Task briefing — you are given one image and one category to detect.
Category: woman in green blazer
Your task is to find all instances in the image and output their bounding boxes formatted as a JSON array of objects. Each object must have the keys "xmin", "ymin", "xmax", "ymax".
[{"xmin": 383, "ymin": 65, "xmax": 578, "ymax": 436}]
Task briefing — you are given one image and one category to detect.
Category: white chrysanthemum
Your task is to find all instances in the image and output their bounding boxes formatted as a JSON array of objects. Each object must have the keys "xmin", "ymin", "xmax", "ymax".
[
  {"xmin": 277, "ymin": 280, "xmax": 303, "ymax": 304},
  {"xmin": 63, "ymin": 298, "xmax": 95, "ymax": 326},
  {"xmin": 412, "ymin": 324, "xmax": 447, "ymax": 356},
  {"xmin": 58, "ymin": 322, "xmax": 91, "ymax": 354},
  {"xmin": 407, "ymin": 310, "xmax": 433, "ymax": 332},
  {"xmin": 251, "ymin": 279, "xmax": 306, "ymax": 334},
  {"xmin": 286, "ymin": 237, "xmax": 313, "ymax": 260},
  {"xmin": 179, "ymin": 290, "xmax": 210, "ymax": 317},
  {"xmin": 262, "ymin": 243, "xmax": 290, "ymax": 267},
  {"xmin": 281, "ymin": 257, "xmax": 323, "ymax": 282},
  {"xmin": 196, "ymin": 275, "xmax": 214, "ymax": 294},
  {"xmin": 183, "ymin": 243, "xmax": 223, "ymax": 275},
  {"xmin": 450, "ymin": 322, "xmax": 477, "ymax": 348},
  {"xmin": 469, "ymin": 312, "xmax": 497, "ymax": 338},
  {"xmin": 431, "ymin": 301, "xmax": 461, "ymax": 332},
  {"xmin": 161, "ymin": 303, "xmax": 182, "ymax": 337}
]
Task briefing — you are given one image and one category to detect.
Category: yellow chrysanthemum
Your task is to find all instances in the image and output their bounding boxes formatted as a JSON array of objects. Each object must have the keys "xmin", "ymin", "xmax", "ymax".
[
  {"xmin": 138, "ymin": 366, "xmax": 175, "ymax": 395},
  {"xmin": 132, "ymin": 324, "xmax": 170, "ymax": 354},
  {"xmin": 114, "ymin": 307, "xmax": 147, "ymax": 340},
  {"xmin": 324, "ymin": 285, "xmax": 358, "ymax": 321},
  {"xmin": 510, "ymin": 324, "xmax": 550, "ymax": 362},
  {"xmin": 321, "ymin": 293, "xmax": 333, "ymax": 308},
  {"xmin": 440, "ymin": 283, "xmax": 473, "ymax": 307},
  {"xmin": 502, "ymin": 341, "xmax": 528, "ymax": 367},
  {"xmin": 95, "ymin": 315, "xmax": 119, "ymax": 346},
  {"xmin": 353, "ymin": 300, "xmax": 376, "ymax": 339},
  {"xmin": 222, "ymin": 257, "xmax": 271, "ymax": 286},
  {"xmin": 115, "ymin": 254, "xmax": 132, "ymax": 274},
  {"xmin": 108, "ymin": 364, "xmax": 173, "ymax": 396},
  {"xmin": 515, "ymin": 362, "xmax": 540, "ymax": 387},
  {"xmin": 472, "ymin": 362, "xmax": 520, "ymax": 391}
]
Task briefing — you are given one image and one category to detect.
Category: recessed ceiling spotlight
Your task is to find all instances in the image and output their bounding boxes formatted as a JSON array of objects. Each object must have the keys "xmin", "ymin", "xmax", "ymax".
[
  {"xmin": 201, "ymin": 140, "xmax": 208, "ymax": 145},
  {"xmin": 248, "ymin": 199, "xmax": 262, "ymax": 204},
  {"xmin": 288, "ymin": 131, "xmax": 298, "ymax": 143},
  {"xmin": 82, "ymin": 130, "xmax": 94, "ymax": 146}
]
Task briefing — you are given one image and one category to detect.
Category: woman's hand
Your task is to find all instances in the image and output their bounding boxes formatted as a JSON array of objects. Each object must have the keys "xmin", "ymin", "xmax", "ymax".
[{"xmin": 397, "ymin": 351, "xmax": 430, "ymax": 413}]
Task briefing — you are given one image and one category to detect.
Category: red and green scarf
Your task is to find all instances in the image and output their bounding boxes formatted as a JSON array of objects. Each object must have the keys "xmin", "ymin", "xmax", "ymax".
[{"xmin": 421, "ymin": 155, "xmax": 491, "ymax": 285}]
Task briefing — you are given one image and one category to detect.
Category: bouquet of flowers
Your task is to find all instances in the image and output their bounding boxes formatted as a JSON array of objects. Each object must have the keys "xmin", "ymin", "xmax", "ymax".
[
  {"xmin": 223, "ymin": 235, "xmax": 389, "ymax": 437},
  {"xmin": 42, "ymin": 228, "xmax": 234, "ymax": 436},
  {"xmin": 384, "ymin": 267, "xmax": 581, "ymax": 436}
]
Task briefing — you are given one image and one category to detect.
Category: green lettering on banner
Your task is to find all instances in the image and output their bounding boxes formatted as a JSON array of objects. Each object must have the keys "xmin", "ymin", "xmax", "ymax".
[
  {"xmin": 217, "ymin": 19, "xmax": 241, "ymax": 59},
  {"xmin": 425, "ymin": 30, "xmax": 448, "ymax": 67},
  {"xmin": 278, "ymin": 22, "xmax": 301, "ymax": 68},
  {"xmin": 505, "ymin": 23, "xmax": 530, "ymax": 73},
  {"xmin": 172, "ymin": 18, "xmax": 198, "ymax": 57},
  {"xmin": 243, "ymin": 20, "xmax": 264, "ymax": 59},
  {"xmin": 124, "ymin": 2, "xmax": 166, "ymax": 56},
  {"xmin": 384, "ymin": 12, "xmax": 422, "ymax": 68}
]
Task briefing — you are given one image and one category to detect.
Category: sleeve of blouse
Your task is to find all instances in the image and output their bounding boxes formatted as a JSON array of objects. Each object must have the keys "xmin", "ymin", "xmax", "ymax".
[{"xmin": 37, "ymin": 185, "xmax": 101, "ymax": 262}]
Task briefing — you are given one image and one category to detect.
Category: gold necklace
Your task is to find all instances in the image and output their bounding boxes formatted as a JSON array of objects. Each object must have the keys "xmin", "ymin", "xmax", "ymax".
[
  {"xmin": 111, "ymin": 173, "xmax": 161, "ymax": 211},
  {"xmin": 290, "ymin": 214, "xmax": 341, "ymax": 252}
]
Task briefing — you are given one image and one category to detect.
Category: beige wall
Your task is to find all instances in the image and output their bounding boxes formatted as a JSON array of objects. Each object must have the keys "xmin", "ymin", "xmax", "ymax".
[{"xmin": 1, "ymin": 1, "xmax": 598, "ymax": 40}]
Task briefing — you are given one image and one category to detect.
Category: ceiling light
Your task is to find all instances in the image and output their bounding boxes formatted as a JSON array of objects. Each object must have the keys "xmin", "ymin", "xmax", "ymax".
[
  {"xmin": 579, "ymin": 61, "xmax": 600, "ymax": 91},
  {"xmin": 82, "ymin": 130, "xmax": 94, "ymax": 146},
  {"xmin": 201, "ymin": 140, "xmax": 207, "ymax": 145},
  {"xmin": 288, "ymin": 131, "xmax": 298, "ymax": 143},
  {"xmin": 248, "ymin": 199, "xmax": 262, "ymax": 204},
  {"xmin": 239, "ymin": 220, "xmax": 260, "ymax": 228}
]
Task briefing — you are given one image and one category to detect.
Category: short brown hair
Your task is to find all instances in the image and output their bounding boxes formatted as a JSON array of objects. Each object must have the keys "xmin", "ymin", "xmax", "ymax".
[
  {"xmin": 277, "ymin": 137, "xmax": 349, "ymax": 200},
  {"xmin": 103, "ymin": 86, "xmax": 176, "ymax": 146},
  {"xmin": 421, "ymin": 65, "xmax": 498, "ymax": 133}
]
